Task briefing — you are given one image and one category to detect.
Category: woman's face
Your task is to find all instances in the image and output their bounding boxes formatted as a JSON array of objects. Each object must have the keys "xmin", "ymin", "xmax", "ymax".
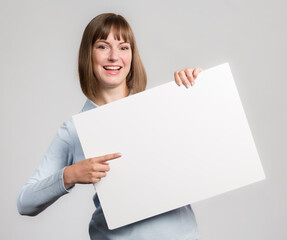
[{"xmin": 92, "ymin": 29, "xmax": 132, "ymax": 90}]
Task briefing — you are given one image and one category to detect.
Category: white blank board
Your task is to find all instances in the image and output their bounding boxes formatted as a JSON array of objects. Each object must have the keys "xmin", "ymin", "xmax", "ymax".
[{"xmin": 73, "ymin": 63, "xmax": 265, "ymax": 230}]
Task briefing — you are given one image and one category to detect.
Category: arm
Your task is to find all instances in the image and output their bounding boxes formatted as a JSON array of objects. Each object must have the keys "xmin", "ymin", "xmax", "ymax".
[
  {"xmin": 17, "ymin": 119, "xmax": 121, "ymax": 216},
  {"xmin": 17, "ymin": 120, "xmax": 74, "ymax": 216}
]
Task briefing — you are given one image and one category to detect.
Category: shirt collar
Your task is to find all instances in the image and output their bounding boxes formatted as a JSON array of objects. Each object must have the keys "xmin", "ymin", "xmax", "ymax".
[
  {"xmin": 81, "ymin": 99, "xmax": 98, "ymax": 112},
  {"xmin": 81, "ymin": 90, "xmax": 133, "ymax": 112}
]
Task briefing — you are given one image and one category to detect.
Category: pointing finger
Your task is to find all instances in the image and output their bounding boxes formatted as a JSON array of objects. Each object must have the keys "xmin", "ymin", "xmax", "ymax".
[{"xmin": 94, "ymin": 153, "xmax": 122, "ymax": 163}]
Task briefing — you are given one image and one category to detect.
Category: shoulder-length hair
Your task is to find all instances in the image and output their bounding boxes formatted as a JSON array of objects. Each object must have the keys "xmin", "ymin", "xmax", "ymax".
[{"xmin": 78, "ymin": 13, "xmax": 147, "ymax": 100}]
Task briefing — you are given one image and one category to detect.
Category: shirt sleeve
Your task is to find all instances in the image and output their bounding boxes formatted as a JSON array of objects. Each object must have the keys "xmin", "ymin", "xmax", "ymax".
[{"xmin": 17, "ymin": 119, "xmax": 75, "ymax": 216}]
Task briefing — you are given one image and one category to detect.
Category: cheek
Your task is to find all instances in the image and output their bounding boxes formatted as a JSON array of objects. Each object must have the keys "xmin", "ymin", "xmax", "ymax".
[
  {"xmin": 92, "ymin": 56, "xmax": 103, "ymax": 78},
  {"xmin": 92, "ymin": 54, "xmax": 104, "ymax": 74},
  {"xmin": 92, "ymin": 50, "xmax": 106, "ymax": 66},
  {"xmin": 92, "ymin": 54, "xmax": 99, "ymax": 66},
  {"xmin": 123, "ymin": 52, "xmax": 132, "ymax": 68}
]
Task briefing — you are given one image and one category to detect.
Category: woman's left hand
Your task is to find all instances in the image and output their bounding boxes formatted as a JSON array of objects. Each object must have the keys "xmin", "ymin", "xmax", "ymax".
[{"xmin": 174, "ymin": 67, "xmax": 202, "ymax": 88}]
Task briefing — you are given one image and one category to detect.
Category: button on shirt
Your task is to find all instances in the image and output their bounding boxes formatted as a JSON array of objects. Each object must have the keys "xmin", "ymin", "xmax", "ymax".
[{"xmin": 17, "ymin": 99, "xmax": 199, "ymax": 240}]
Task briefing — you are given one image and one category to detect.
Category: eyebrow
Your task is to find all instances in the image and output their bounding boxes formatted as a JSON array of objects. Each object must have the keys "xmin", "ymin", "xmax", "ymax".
[{"xmin": 95, "ymin": 40, "xmax": 130, "ymax": 45}]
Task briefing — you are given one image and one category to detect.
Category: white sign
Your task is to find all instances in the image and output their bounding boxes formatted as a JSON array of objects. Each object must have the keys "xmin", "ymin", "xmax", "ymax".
[{"xmin": 73, "ymin": 63, "xmax": 265, "ymax": 230}]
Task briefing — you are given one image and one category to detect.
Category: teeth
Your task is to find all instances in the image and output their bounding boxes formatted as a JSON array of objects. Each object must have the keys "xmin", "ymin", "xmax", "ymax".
[{"xmin": 104, "ymin": 66, "xmax": 121, "ymax": 70}]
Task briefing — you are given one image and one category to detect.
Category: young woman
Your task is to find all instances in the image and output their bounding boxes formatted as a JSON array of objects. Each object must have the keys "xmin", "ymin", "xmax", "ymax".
[{"xmin": 17, "ymin": 13, "xmax": 202, "ymax": 240}]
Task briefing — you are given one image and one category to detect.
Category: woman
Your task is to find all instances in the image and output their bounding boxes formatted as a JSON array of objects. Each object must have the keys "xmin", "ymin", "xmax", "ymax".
[{"xmin": 17, "ymin": 13, "xmax": 202, "ymax": 239}]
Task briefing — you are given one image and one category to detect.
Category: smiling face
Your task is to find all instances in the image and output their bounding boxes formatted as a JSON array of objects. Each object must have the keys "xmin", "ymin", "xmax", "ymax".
[{"xmin": 92, "ymin": 28, "xmax": 132, "ymax": 91}]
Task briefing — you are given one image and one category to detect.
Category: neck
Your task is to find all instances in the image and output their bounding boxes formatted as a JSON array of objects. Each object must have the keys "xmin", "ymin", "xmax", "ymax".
[{"xmin": 92, "ymin": 84, "xmax": 130, "ymax": 106}]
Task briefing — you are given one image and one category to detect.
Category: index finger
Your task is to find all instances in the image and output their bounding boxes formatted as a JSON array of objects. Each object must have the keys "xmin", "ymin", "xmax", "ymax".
[
  {"xmin": 193, "ymin": 68, "xmax": 203, "ymax": 79},
  {"xmin": 94, "ymin": 153, "xmax": 122, "ymax": 163}
]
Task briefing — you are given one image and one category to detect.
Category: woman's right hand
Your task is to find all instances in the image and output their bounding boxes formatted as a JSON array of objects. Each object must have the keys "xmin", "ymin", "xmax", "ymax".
[{"xmin": 63, "ymin": 153, "xmax": 121, "ymax": 189}]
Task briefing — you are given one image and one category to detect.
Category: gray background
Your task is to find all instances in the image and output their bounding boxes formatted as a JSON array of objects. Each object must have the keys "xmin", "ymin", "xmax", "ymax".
[{"xmin": 0, "ymin": 0, "xmax": 286, "ymax": 239}]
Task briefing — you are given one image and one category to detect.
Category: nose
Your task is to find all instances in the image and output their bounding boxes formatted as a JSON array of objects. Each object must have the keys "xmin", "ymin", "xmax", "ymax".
[{"xmin": 108, "ymin": 48, "xmax": 119, "ymax": 62}]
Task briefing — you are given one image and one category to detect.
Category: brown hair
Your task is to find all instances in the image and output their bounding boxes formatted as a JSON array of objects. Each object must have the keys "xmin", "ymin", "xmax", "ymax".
[{"xmin": 78, "ymin": 13, "xmax": 147, "ymax": 100}]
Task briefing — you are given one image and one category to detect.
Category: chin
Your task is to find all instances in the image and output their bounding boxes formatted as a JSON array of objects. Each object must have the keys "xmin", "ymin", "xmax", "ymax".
[{"xmin": 101, "ymin": 80, "xmax": 126, "ymax": 89}]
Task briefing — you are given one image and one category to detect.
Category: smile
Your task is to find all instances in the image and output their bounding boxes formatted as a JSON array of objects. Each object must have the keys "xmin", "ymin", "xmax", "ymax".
[{"xmin": 103, "ymin": 66, "xmax": 122, "ymax": 70}]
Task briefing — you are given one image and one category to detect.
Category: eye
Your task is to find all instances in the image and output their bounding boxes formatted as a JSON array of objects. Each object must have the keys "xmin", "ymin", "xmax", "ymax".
[
  {"xmin": 121, "ymin": 45, "xmax": 130, "ymax": 51},
  {"xmin": 97, "ymin": 45, "xmax": 107, "ymax": 49}
]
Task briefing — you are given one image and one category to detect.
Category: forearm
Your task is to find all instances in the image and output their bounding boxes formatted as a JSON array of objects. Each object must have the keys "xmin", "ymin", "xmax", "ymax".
[{"xmin": 17, "ymin": 168, "xmax": 70, "ymax": 216}]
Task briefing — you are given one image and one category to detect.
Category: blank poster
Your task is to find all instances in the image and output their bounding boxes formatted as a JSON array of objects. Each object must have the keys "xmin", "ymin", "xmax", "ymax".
[{"xmin": 73, "ymin": 63, "xmax": 265, "ymax": 230}]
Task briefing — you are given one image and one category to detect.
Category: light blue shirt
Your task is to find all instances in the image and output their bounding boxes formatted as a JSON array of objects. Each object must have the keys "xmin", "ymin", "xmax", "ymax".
[{"xmin": 17, "ymin": 99, "xmax": 199, "ymax": 240}]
